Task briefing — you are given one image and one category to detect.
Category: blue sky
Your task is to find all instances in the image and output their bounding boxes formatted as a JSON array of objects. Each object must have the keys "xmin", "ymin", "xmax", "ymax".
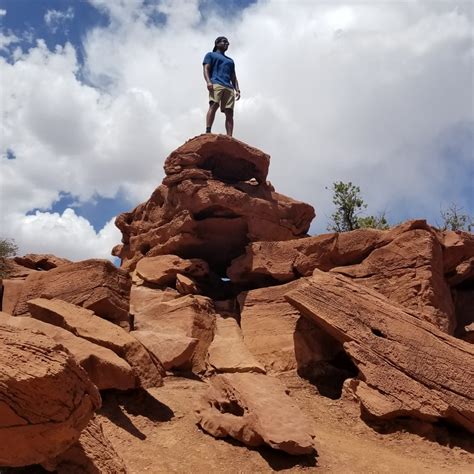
[{"xmin": 0, "ymin": 0, "xmax": 472, "ymax": 260}]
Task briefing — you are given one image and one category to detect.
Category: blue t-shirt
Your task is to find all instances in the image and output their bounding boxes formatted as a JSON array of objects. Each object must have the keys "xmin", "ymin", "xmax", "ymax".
[{"xmin": 203, "ymin": 51, "xmax": 235, "ymax": 89}]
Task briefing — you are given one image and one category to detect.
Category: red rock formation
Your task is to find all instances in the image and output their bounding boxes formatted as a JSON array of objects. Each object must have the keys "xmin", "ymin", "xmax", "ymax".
[
  {"xmin": 27, "ymin": 298, "xmax": 164, "ymax": 389},
  {"xmin": 1, "ymin": 279, "xmax": 25, "ymax": 314},
  {"xmin": 14, "ymin": 254, "xmax": 72, "ymax": 271},
  {"xmin": 130, "ymin": 288, "xmax": 216, "ymax": 373},
  {"xmin": 286, "ymin": 271, "xmax": 474, "ymax": 433},
  {"xmin": 135, "ymin": 254, "xmax": 209, "ymax": 287},
  {"xmin": 113, "ymin": 135, "xmax": 315, "ymax": 274},
  {"xmin": 0, "ymin": 323, "xmax": 100, "ymax": 467},
  {"xmin": 196, "ymin": 372, "xmax": 316, "ymax": 455},
  {"xmin": 1, "ymin": 312, "xmax": 136, "ymax": 391},
  {"xmin": 42, "ymin": 417, "xmax": 127, "ymax": 473},
  {"xmin": 229, "ymin": 221, "xmax": 471, "ymax": 334},
  {"xmin": 12, "ymin": 259, "xmax": 131, "ymax": 325}
]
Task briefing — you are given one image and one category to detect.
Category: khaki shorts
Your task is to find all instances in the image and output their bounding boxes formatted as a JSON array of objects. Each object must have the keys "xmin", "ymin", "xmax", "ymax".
[{"xmin": 209, "ymin": 84, "xmax": 235, "ymax": 112}]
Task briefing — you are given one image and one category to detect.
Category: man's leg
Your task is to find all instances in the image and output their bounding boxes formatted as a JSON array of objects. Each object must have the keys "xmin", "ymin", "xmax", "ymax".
[
  {"xmin": 206, "ymin": 102, "xmax": 219, "ymax": 133},
  {"xmin": 224, "ymin": 108, "xmax": 234, "ymax": 137}
]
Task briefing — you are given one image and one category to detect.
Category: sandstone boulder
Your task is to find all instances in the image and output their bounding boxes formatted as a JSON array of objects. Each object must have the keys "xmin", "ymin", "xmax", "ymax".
[
  {"xmin": 27, "ymin": 298, "xmax": 164, "ymax": 389},
  {"xmin": 230, "ymin": 221, "xmax": 456, "ymax": 333},
  {"xmin": 135, "ymin": 254, "xmax": 209, "ymax": 286},
  {"xmin": 227, "ymin": 221, "xmax": 435, "ymax": 285},
  {"xmin": 176, "ymin": 273, "xmax": 200, "ymax": 295},
  {"xmin": 238, "ymin": 280, "xmax": 339, "ymax": 375},
  {"xmin": 113, "ymin": 137, "xmax": 315, "ymax": 274},
  {"xmin": 207, "ymin": 314, "xmax": 266, "ymax": 374},
  {"xmin": 286, "ymin": 270, "xmax": 474, "ymax": 433},
  {"xmin": 0, "ymin": 313, "xmax": 135, "ymax": 391},
  {"xmin": 131, "ymin": 291, "xmax": 216, "ymax": 373},
  {"xmin": 196, "ymin": 372, "xmax": 316, "ymax": 455},
  {"xmin": 164, "ymin": 134, "xmax": 270, "ymax": 184},
  {"xmin": 42, "ymin": 417, "xmax": 127, "ymax": 474},
  {"xmin": 1, "ymin": 279, "xmax": 25, "ymax": 314},
  {"xmin": 439, "ymin": 230, "xmax": 474, "ymax": 275},
  {"xmin": 0, "ymin": 323, "xmax": 100, "ymax": 467},
  {"xmin": 14, "ymin": 253, "xmax": 72, "ymax": 271},
  {"xmin": 131, "ymin": 330, "xmax": 198, "ymax": 371},
  {"xmin": 13, "ymin": 259, "xmax": 131, "ymax": 325},
  {"xmin": 331, "ymin": 228, "xmax": 455, "ymax": 333}
]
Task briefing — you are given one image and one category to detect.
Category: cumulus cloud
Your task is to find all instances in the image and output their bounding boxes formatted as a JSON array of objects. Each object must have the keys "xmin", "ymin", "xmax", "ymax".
[
  {"xmin": 1, "ymin": 0, "xmax": 472, "ymax": 261},
  {"xmin": 44, "ymin": 6, "xmax": 74, "ymax": 33},
  {"xmin": 8, "ymin": 209, "xmax": 121, "ymax": 261}
]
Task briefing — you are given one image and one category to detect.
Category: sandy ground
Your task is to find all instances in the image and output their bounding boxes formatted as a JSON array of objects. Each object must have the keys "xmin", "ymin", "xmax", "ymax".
[{"xmin": 95, "ymin": 372, "xmax": 474, "ymax": 474}]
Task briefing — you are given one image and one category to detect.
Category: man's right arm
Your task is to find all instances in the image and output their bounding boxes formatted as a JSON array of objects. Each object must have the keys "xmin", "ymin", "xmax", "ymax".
[{"xmin": 203, "ymin": 64, "xmax": 213, "ymax": 92}]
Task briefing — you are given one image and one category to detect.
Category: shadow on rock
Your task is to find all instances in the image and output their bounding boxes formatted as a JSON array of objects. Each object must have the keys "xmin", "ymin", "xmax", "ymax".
[
  {"xmin": 227, "ymin": 437, "xmax": 318, "ymax": 471},
  {"xmin": 362, "ymin": 410, "xmax": 474, "ymax": 454},
  {"xmin": 197, "ymin": 432, "xmax": 318, "ymax": 471},
  {"xmin": 100, "ymin": 388, "xmax": 174, "ymax": 440},
  {"xmin": 0, "ymin": 466, "xmax": 50, "ymax": 473}
]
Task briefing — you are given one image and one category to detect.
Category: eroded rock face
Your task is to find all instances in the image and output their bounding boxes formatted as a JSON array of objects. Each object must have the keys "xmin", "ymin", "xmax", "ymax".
[
  {"xmin": 196, "ymin": 372, "xmax": 316, "ymax": 455},
  {"xmin": 13, "ymin": 259, "xmax": 131, "ymax": 325},
  {"xmin": 332, "ymin": 228, "xmax": 455, "ymax": 333},
  {"xmin": 135, "ymin": 254, "xmax": 209, "ymax": 287},
  {"xmin": 238, "ymin": 280, "xmax": 339, "ymax": 375},
  {"xmin": 1, "ymin": 279, "xmax": 25, "ymax": 314},
  {"xmin": 27, "ymin": 298, "xmax": 164, "ymax": 389},
  {"xmin": 14, "ymin": 254, "xmax": 72, "ymax": 271},
  {"xmin": 131, "ymin": 291, "xmax": 216, "ymax": 373},
  {"xmin": 131, "ymin": 330, "xmax": 198, "ymax": 371},
  {"xmin": 42, "ymin": 417, "xmax": 127, "ymax": 474},
  {"xmin": 0, "ymin": 313, "xmax": 136, "ymax": 391},
  {"xmin": 207, "ymin": 314, "xmax": 266, "ymax": 374},
  {"xmin": 0, "ymin": 322, "xmax": 101, "ymax": 467},
  {"xmin": 164, "ymin": 134, "xmax": 270, "ymax": 184},
  {"xmin": 230, "ymin": 221, "xmax": 460, "ymax": 333},
  {"xmin": 286, "ymin": 271, "xmax": 474, "ymax": 433},
  {"xmin": 113, "ymin": 135, "xmax": 315, "ymax": 274}
]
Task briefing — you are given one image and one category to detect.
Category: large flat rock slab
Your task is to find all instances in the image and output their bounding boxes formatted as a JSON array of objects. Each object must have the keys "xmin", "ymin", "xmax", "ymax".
[
  {"xmin": 12, "ymin": 259, "xmax": 131, "ymax": 325},
  {"xmin": 196, "ymin": 373, "xmax": 316, "ymax": 455},
  {"xmin": 286, "ymin": 270, "xmax": 474, "ymax": 433},
  {"xmin": 0, "ymin": 313, "xmax": 135, "ymax": 391},
  {"xmin": 238, "ymin": 280, "xmax": 338, "ymax": 375},
  {"xmin": 27, "ymin": 298, "xmax": 164, "ymax": 389},
  {"xmin": 132, "ymin": 292, "xmax": 216, "ymax": 373},
  {"xmin": 207, "ymin": 314, "xmax": 266, "ymax": 374},
  {"xmin": 131, "ymin": 330, "xmax": 198, "ymax": 371},
  {"xmin": 0, "ymin": 323, "xmax": 100, "ymax": 467}
]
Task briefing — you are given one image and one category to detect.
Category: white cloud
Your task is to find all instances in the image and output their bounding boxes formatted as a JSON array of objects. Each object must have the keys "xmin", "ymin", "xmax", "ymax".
[
  {"xmin": 44, "ymin": 6, "xmax": 74, "ymax": 33},
  {"xmin": 1, "ymin": 0, "xmax": 473, "ymax": 261},
  {"xmin": 0, "ymin": 32, "xmax": 19, "ymax": 51},
  {"xmin": 8, "ymin": 209, "xmax": 121, "ymax": 261},
  {"xmin": 0, "ymin": 9, "xmax": 6, "ymax": 16}
]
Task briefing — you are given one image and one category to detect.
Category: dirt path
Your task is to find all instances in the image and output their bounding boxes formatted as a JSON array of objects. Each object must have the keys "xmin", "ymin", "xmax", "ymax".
[{"xmin": 98, "ymin": 373, "xmax": 473, "ymax": 473}]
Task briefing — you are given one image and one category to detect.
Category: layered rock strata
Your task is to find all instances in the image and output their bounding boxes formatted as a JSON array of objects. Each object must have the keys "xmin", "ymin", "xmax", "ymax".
[
  {"xmin": 113, "ymin": 134, "xmax": 315, "ymax": 274},
  {"xmin": 230, "ymin": 220, "xmax": 474, "ymax": 334},
  {"xmin": 42, "ymin": 417, "xmax": 127, "ymax": 474},
  {"xmin": 0, "ymin": 323, "xmax": 101, "ymax": 467},
  {"xmin": 0, "ymin": 313, "xmax": 136, "ymax": 391},
  {"xmin": 27, "ymin": 298, "xmax": 164, "ymax": 389},
  {"xmin": 12, "ymin": 259, "xmax": 131, "ymax": 325},
  {"xmin": 286, "ymin": 270, "xmax": 474, "ymax": 433}
]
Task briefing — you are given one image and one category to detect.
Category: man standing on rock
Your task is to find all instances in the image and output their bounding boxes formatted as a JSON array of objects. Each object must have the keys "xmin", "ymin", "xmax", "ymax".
[{"xmin": 203, "ymin": 36, "xmax": 240, "ymax": 137}]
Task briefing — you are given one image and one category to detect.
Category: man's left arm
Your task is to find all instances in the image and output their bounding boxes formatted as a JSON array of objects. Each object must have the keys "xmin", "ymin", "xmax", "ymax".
[{"xmin": 232, "ymin": 71, "xmax": 240, "ymax": 100}]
